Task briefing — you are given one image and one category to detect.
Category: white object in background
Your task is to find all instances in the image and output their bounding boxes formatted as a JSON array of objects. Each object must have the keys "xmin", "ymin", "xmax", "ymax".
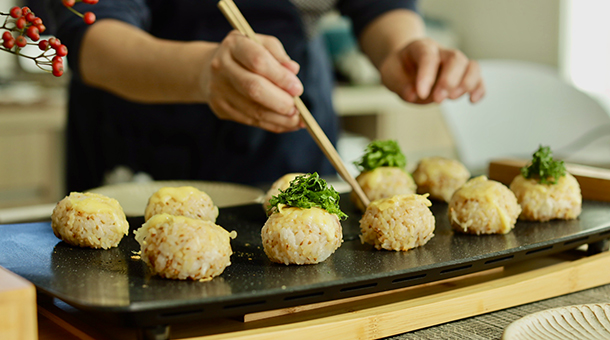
[
  {"xmin": 336, "ymin": 131, "xmax": 371, "ymax": 178},
  {"xmin": 89, "ymin": 181, "xmax": 264, "ymax": 217},
  {"xmin": 440, "ymin": 59, "xmax": 610, "ymax": 175},
  {"xmin": 0, "ymin": 203, "xmax": 55, "ymax": 224},
  {"xmin": 503, "ymin": 303, "xmax": 610, "ymax": 340}
]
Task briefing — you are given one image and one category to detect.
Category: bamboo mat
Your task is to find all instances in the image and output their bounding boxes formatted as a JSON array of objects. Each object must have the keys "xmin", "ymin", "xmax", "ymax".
[{"xmin": 391, "ymin": 284, "xmax": 610, "ymax": 340}]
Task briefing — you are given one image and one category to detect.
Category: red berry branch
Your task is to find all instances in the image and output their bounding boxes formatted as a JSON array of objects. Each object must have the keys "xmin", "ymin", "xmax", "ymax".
[
  {"xmin": 1, "ymin": 6, "xmax": 66, "ymax": 76},
  {"xmin": 1, "ymin": 1, "xmax": 98, "ymax": 77},
  {"xmin": 62, "ymin": 0, "xmax": 98, "ymax": 25}
]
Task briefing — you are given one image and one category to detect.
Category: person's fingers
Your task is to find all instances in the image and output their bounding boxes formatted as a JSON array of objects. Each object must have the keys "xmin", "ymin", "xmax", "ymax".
[
  {"xmin": 431, "ymin": 49, "xmax": 469, "ymax": 103},
  {"xmin": 405, "ymin": 40, "xmax": 441, "ymax": 100},
  {"xmin": 448, "ymin": 60, "xmax": 481, "ymax": 100},
  {"xmin": 258, "ymin": 34, "xmax": 301, "ymax": 74},
  {"xmin": 217, "ymin": 49, "xmax": 298, "ymax": 115},
  {"xmin": 209, "ymin": 86, "xmax": 301, "ymax": 133},
  {"xmin": 380, "ymin": 53, "xmax": 414, "ymax": 102},
  {"xmin": 231, "ymin": 34, "xmax": 303, "ymax": 97},
  {"xmin": 469, "ymin": 80, "xmax": 486, "ymax": 103}
]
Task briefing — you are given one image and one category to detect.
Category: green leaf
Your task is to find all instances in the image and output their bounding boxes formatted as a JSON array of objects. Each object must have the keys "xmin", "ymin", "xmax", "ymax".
[
  {"xmin": 520, "ymin": 145, "xmax": 566, "ymax": 184},
  {"xmin": 267, "ymin": 173, "xmax": 348, "ymax": 220},
  {"xmin": 354, "ymin": 140, "xmax": 406, "ymax": 171}
]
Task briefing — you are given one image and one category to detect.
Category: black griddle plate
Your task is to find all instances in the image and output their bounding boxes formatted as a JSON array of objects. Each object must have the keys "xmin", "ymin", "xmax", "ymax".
[{"xmin": 1, "ymin": 195, "xmax": 609, "ymax": 327}]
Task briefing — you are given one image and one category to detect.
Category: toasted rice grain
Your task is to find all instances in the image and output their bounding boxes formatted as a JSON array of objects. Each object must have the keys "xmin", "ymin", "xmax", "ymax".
[
  {"xmin": 262, "ymin": 173, "xmax": 304, "ymax": 213},
  {"xmin": 412, "ymin": 157, "xmax": 470, "ymax": 202},
  {"xmin": 510, "ymin": 173, "xmax": 582, "ymax": 222},
  {"xmin": 448, "ymin": 176, "xmax": 521, "ymax": 235},
  {"xmin": 359, "ymin": 194, "xmax": 435, "ymax": 251},
  {"xmin": 135, "ymin": 214, "xmax": 236, "ymax": 280},
  {"xmin": 51, "ymin": 192, "xmax": 129, "ymax": 249},
  {"xmin": 352, "ymin": 167, "xmax": 417, "ymax": 211},
  {"xmin": 144, "ymin": 186, "xmax": 219, "ymax": 222},
  {"xmin": 261, "ymin": 205, "xmax": 342, "ymax": 265}
]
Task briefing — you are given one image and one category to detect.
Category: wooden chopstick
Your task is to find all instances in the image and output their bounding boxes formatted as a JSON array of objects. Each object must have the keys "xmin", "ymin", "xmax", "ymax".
[{"xmin": 217, "ymin": 0, "xmax": 370, "ymax": 208}]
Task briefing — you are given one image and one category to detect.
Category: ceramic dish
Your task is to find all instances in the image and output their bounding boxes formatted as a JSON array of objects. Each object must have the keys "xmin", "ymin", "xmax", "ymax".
[
  {"xmin": 89, "ymin": 180, "xmax": 264, "ymax": 216},
  {"xmin": 503, "ymin": 303, "xmax": 610, "ymax": 340}
]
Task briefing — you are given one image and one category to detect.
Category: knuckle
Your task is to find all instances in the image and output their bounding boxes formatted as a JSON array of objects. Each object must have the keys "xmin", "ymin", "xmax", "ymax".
[
  {"xmin": 249, "ymin": 54, "xmax": 266, "ymax": 73},
  {"xmin": 243, "ymin": 78, "xmax": 263, "ymax": 101},
  {"xmin": 210, "ymin": 57, "xmax": 222, "ymax": 73}
]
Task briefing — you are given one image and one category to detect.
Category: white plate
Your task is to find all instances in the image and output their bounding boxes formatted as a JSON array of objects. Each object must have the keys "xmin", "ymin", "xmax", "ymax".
[
  {"xmin": 503, "ymin": 303, "xmax": 610, "ymax": 340},
  {"xmin": 88, "ymin": 181, "xmax": 264, "ymax": 217}
]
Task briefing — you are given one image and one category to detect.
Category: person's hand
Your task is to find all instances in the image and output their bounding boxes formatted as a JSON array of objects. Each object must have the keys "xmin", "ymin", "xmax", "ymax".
[
  {"xmin": 379, "ymin": 38, "xmax": 485, "ymax": 104},
  {"xmin": 201, "ymin": 31, "xmax": 304, "ymax": 133}
]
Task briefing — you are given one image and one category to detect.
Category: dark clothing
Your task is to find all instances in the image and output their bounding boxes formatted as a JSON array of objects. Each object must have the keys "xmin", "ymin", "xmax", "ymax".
[{"xmin": 46, "ymin": 0, "xmax": 417, "ymax": 192}]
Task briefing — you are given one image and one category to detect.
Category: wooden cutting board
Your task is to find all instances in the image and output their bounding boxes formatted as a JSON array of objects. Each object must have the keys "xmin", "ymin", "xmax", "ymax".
[{"xmin": 0, "ymin": 266, "xmax": 37, "ymax": 340}]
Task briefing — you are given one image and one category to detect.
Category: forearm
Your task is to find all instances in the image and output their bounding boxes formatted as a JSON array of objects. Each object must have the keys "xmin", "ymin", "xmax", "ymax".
[
  {"xmin": 79, "ymin": 19, "xmax": 215, "ymax": 103},
  {"xmin": 359, "ymin": 9, "xmax": 425, "ymax": 69}
]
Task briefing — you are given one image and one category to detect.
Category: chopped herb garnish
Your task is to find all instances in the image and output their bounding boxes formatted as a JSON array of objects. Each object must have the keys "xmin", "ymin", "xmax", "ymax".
[
  {"xmin": 354, "ymin": 140, "xmax": 406, "ymax": 172},
  {"xmin": 267, "ymin": 173, "xmax": 347, "ymax": 220},
  {"xmin": 521, "ymin": 145, "xmax": 566, "ymax": 184}
]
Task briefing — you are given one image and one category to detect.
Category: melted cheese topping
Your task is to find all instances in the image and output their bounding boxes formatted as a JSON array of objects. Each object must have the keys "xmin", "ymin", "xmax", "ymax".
[
  {"xmin": 457, "ymin": 176, "xmax": 512, "ymax": 231},
  {"xmin": 275, "ymin": 205, "xmax": 338, "ymax": 241},
  {"xmin": 149, "ymin": 186, "xmax": 199, "ymax": 204},
  {"xmin": 69, "ymin": 192, "xmax": 123, "ymax": 214},
  {"xmin": 370, "ymin": 194, "xmax": 431, "ymax": 211}
]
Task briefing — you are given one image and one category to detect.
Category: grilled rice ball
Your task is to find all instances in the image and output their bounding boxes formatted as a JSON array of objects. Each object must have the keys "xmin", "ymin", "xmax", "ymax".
[
  {"xmin": 510, "ymin": 173, "xmax": 582, "ymax": 222},
  {"xmin": 51, "ymin": 192, "xmax": 129, "ymax": 249},
  {"xmin": 352, "ymin": 167, "xmax": 417, "ymax": 211},
  {"xmin": 261, "ymin": 205, "xmax": 343, "ymax": 265},
  {"xmin": 262, "ymin": 173, "xmax": 304, "ymax": 213},
  {"xmin": 144, "ymin": 186, "xmax": 219, "ymax": 223},
  {"xmin": 448, "ymin": 176, "xmax": 521, "ymax": 235},
  {"xmin": 359, "ymin": 194, "xmax": 435, "ymax": 251},
  {"xmin": 135, "ymin": 213, "xmax": 236, "ymax": 280},
  {"xmin": 412, "ymin": 157, "xmax": 471, "ymax": 202}
]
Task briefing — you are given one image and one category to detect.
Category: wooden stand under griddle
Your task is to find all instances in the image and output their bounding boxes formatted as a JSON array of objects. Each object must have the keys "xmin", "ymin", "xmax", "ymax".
[{"xmin": 31, "ymin": 249, "xmax": 610, "ymax": 340}]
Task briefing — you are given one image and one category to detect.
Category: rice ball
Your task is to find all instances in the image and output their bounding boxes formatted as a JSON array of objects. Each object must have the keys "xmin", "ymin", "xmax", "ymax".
[
  {"xmin": 261, "ymin": 205, "xmax": 342, "ymax": 265},
  {"xmin": 134, "ymin": 214, "xmax": 236, "ymax": 280},
  {"xmin": 352, "ymin": 167, "xmax": 417, "ymax": 211},
  {"xmin": 448, "ymin": 176, "xmax": 521, "ymax": 235},
  {"xmin": 144, "ymin": 186, "xmax": 219, "ymax": 222},
  {"xmin": 262, "ymin": 173, "xmax": 304, "ymax": 213},
  {"xmin": 359, "ymin": 194, "xmax": 435, "ymax": 251},
  {"xmin": 412, "ymin": 157, "xmax": 471, "ymax": 202},
  {"xmin": 510, "ymin": 173, "xmax": 582, "ymax": 222},
  {"xmin": 51, "ymin": 192, "xmax": 129, "ymax": 249}
]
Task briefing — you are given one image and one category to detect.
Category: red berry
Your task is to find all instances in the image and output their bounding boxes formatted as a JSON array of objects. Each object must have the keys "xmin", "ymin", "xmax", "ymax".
[
  {"xmin": 37, "ymin": 24, "xmax": 46, "ymax": 33},
  {"xmin": 52, "ymin": 64, "xmax": 64, "ymax": 77},
  {"xmin": 83, "ymin": 12, "xmax": 96, "ymax": 25},
  {"xmin": 33, "ymin": 18, "xmax": 43, "ymax": 26},
  {"xmin": 9, "ymin": 6, "xmax": 22, "ymax": 18},
  {"xmin": 38, "ymin": 39, "xmax": 49, "ymax": 50},
  {"xmin": 56, "ymin": 44, "xmax": 68, "ymax": 57},
  {"xmin": 49, "ymin": 37, "xmax": 61, "ymax": 49},
  {"xmin": 21, "ymin": 7, "xmax": 31, "ymax": 15},
  {"xmin": 16, "ymin": 17, "xmax": 26, "ymax": 29},
  {"xmin": 62, "ymin": 0, "xmax": 75, "ymax": 7},
  {"xmin": 2, "ymin": 31, "xmax": 12, "ymax": 41},
  {"xmin": 52, "ymin": 56, "xmax": 63, "ymax": 64},
  {"xmin": 82, "ymin": 0, "xmax": 99, "ymax": 4},
  {"xmin": 25, "ymin": 13, "xmax": 36, "ymax": 23},
  {"xmin": 26, "ymin": 26, "xmax": 40, "ymax": 41},
  {"xmin": 2, "ymin": 38, "xmax": 15, "ymax": 49},
  {"xmin": 15, "ymin": 35, "xmax": 27, "ymax": 48}
]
